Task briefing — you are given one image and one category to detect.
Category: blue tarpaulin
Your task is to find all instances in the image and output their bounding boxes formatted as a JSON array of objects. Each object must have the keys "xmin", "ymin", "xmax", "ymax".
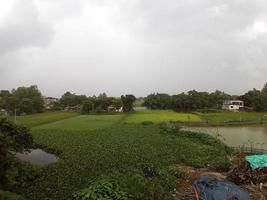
[
  {"xmin": 193, "ymin": 175, "xmax": 250, "ymax": 200},
  {"xmin": 245, "ymin": 154, "xmax": 267, "ymax": 171}
]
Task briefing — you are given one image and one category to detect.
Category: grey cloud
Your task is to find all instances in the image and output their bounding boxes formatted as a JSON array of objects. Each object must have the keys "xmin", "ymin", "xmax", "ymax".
[
  {"xmin": 0, "ymin": 0, "xmax": 53, "ymax": 55},
  {"xmin": 0, "ymin": 0, "xmax": 267, "ymax": 96}
]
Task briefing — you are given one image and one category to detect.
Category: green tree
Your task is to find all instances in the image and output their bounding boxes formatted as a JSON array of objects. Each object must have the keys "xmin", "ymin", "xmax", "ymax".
[
  {"xmin": 121, "ymin": 95, "xmax": 136, "ymax": 112},
  {"xmin": 5, "ymin": 85, "xmax": 44, "ymax": 115},
  {"xmin": 60, "ymin": 92, "xmax": 75, "ymax": 107},
  {"xmin": 239, "ymin": 89, "xmax": 261, "ymax": 108},
  {"xmin": 144, "ymin": 93, "xmax": 173, "ymax": 109},
  {"xmin": 261, "ymin": 83, "xmax": 267, "ymax": 111},
  {"xmin": 111, "ymin": 98, "xmax": 122, "ymax": 110},
  {"xmin": 262, "ymin": 82, "xmax": 267, "ymax": 95},
  {"xmin": 80, "ymin": 100, "xmax": 94, "ymax": 114},
  {"xmin": 0, "ymin": 118, "xmax": 33, "ymax": 186}
]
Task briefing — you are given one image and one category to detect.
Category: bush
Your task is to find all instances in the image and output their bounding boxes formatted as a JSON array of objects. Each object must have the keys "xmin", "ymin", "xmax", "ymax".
[
  {"xmin": 5, "ymin": 160, "xmax": 40, "ymax": 188},
  {"xmin": 138, "ymin": 163, "xmax": 156, "ymax": 178},
  {"xmin": 141, "ymin": 121, "xmax": 154, "ymax": 126},
  {"xmin": 0, "ymin": 118, "xmax": 33, "ymax": 187},
  {"xmin": 159, "ymin": 121, "xmax": 181, "ymax": 135},
  {"xmin": 81, "ymin": 100, "xmax": 94, "ymax": 114},
  {"xmin": 116, "ymin": 172, "xmax": 173, "ymax": 200},
  {"xmin": 71, "ymin": 179, "xmax": 127, "ymax": 200}
]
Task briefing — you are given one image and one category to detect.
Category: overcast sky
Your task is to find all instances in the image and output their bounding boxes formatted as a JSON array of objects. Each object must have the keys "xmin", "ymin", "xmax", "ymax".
[{"xmin": 0, "ymin": 0, "xmax": 267, "ymax": 97}]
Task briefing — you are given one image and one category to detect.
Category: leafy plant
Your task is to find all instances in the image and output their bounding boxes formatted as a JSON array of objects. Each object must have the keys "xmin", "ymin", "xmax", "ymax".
[{"xmin": 71, "ymin": 179, "xmax": 127, "ymax": 200}]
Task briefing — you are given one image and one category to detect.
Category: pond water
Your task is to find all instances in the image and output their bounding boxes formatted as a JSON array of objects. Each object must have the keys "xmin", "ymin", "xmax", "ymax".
[
  {"xmin": 15, "ymin": 149, "xmax": 58, "ymax": 166},
  {"xmin": 185, "ymin": 126, "xmax": 267, "ymax": 149}
]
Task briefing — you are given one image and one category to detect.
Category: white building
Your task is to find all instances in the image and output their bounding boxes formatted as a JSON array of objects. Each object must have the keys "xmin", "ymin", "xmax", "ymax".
[
  {"xmin": 43, "ymin": 96, "xmax": 59, "ymax": 109},
  {"xmin": 222, "ymin": 100, "xmax": 244, "ymax": 111}
]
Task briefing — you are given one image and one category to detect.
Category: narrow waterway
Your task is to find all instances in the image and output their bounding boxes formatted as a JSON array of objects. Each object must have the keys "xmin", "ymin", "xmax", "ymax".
[{"xmin": 185, "ymin": 126, "xmax": 267, "ymax": 149}]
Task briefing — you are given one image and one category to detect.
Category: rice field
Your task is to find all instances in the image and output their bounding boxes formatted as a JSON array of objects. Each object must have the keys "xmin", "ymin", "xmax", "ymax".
[{"xmin": 125, "ymin": 109, "xmax": 201, "ymax": 123}]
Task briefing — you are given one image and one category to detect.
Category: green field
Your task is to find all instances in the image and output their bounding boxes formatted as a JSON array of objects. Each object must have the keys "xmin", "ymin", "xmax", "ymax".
[
  {"xmin": 34, "ymin": 114, "xmax": 125, "ymax": 130},
  {"xmin": 8, "ymin": 111, "xmax": 230, "ymax": 200},
  {"xmin": 11, "ymin": 110, "xmax": 267, "ymax": 129},
  {"xmin": 9, "ymin": 111, "xmax": 79, "ymax": 128},
  {"xmin": 125, "ymin": 109, "xmax": 201, "ymax": 123}
]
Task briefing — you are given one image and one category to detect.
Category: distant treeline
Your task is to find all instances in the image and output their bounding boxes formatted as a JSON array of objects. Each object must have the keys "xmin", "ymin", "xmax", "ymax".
[
  {"xmin": 0, "ymin": 85, "xmax": 44, "ymax": 115},
  {"xmin": 54, "ymin": 92, "xmax": 136, "ymax": 114},
  {"xmin": 1, "ymin": 82, "xmax": 267, "ymax": 115},
  {"xmin": 0, "ymin": 86, "xmax": 136, "ymax": 115},
  {"xmin": 143, "ymin": 83, "xmax": 267, "ymax": 112}
]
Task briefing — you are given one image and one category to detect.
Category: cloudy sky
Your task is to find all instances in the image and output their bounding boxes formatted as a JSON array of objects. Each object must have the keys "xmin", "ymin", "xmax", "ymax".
[{"xmin": 0, "ymin": 0, "xmax": 267, "ymax": 97}]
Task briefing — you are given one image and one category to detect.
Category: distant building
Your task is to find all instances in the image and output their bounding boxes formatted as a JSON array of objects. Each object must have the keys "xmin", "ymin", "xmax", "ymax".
[
  {"xmin": 64, "ymin": 105, "xmax": 80, "ymax": 111},
  {"xmin": 222, "ymin": 100, "xmax": 244, "ymax": 111},
  {"xmin": 0, "ymin": 109, "xmax": 8, "ymax": 116},
  {"xmin": 43, "ymin": 96, "xmax": 59, "ymax": 109},
  {"xmin": 107, "ymin": 106, "xmax": 123, "ymax": 113}
]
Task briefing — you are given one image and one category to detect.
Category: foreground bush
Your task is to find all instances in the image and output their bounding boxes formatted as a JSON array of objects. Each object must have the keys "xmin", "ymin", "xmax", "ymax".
[
  {"xmin": 71, "ymin": 179, "xmax": 127, "ymax": 200},
  {"xmin": 0, "ymin": 118, "xmax": 33, "ymax": 187}
]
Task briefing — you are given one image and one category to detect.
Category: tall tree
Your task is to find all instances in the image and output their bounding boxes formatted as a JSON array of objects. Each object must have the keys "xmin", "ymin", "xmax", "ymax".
[
  {"xmin": 0, "ymin": 86, "xmax": 44, "ymax": 115},
  {"xmin": 121, "ymin": 95, "xmax": 136, "ymax": 112},
  {"xmin": 80, "ymin": 100, "xmax": 94, "ymax": 114}
]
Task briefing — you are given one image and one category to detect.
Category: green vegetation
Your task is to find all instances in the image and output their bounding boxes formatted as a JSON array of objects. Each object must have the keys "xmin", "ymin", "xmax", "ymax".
[
  {"xmin": 9, "ymin": 111, "xmax": 79, "ymax": 128},
  {"xmin": 0, "ymin": 190, "xmax": 26, "ymax": 200},
  {"xmin": 21, "ymin": 122, "xmax": 229, "ymax": 200},
  {"xmin": 143, "ymin": 82, "xmax": 267, "ymax": 112},
  {"xmin": 143, "ymin": 90, "xmax": 231, "ymax": 111},
  {"xmin": 10, "ymin": 110, "xmax": 267, "ymax": 129},
  {"xmin": 121, "ymin": 95, "xmax": 136, "ymax": 112},
  {"xmin": 0, "ymin": 118, "xmax": 33, "ymax": 190},
  {"xmin": 80, "ymin": 100, "xmax": 94, "ymax": 114},
  {"xmin": 1, "ymin": 111, "xmax": 230, "ymax": 200},
  {"xmin": 3, "ymin": 109, "xmax": 266, "ymax": 199},
  {"xmin": 34, "ymin": 114, "xmax": 125, "ymax": 130},
  {"xmin": 0, "ymin": 85, "xmax": 44, "ymax": 115},
  {"xmin": 59, "ymin": 92, "xmax": 127, "ymax": 114},
  {"xmin": 125, "ymin": 109, "xmax": 201, "ymax": 123}
]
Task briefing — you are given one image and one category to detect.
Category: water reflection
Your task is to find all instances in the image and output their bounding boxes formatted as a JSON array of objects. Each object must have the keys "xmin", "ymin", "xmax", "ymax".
[
  {"xmin": 15, "ymin": 149, "xmax": 58, "ymax": 166},
  {"xmin": 185, "ymin": 126, "xmax": 267, "ymax": 149}
]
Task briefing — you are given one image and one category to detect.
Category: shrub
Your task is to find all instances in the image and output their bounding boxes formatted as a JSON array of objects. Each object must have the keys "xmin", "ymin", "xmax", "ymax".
[
  {"xmin": 6, "ymin": 160, "xmax": 40, "ymax": 188},
  {"xmin": 0, "ymin": 118, "xmax": 33, "ymax": 187},
  {"xmin": 138, "ymin": 163, "xmax": 156, "ymax": 178},
  {"xmin": 81, "ymin": 100, "xmax": 94, "ymax": 114},
  {"xmin": 159, "ymin": 121, "xmax": 181, "ymax": 135},
  {"xmin": 141, "ymin": 121, "xmax": 154, "ymax": 126},
  {"xmin": 71, "ymin": 179, "xmax": 127, "ymax": 200}
]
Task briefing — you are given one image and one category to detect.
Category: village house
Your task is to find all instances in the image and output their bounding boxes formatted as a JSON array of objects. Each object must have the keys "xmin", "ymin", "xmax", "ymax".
[
  {"xmin": 43, "ymin": 96, "xmax": 59, "ymax": 109},
  {"xmin": 222, "ymin": 100, "xmax": 244, "ymax": 111}
]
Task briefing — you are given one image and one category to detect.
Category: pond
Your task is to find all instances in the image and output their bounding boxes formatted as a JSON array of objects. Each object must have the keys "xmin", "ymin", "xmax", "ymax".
[
  {"xmin": 185, "ymin": 126, "xmax": 267, "ymax": 149},
  {"xmin": 15, "ymin": 149, "xmax": 58, "ymax": 166}
]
